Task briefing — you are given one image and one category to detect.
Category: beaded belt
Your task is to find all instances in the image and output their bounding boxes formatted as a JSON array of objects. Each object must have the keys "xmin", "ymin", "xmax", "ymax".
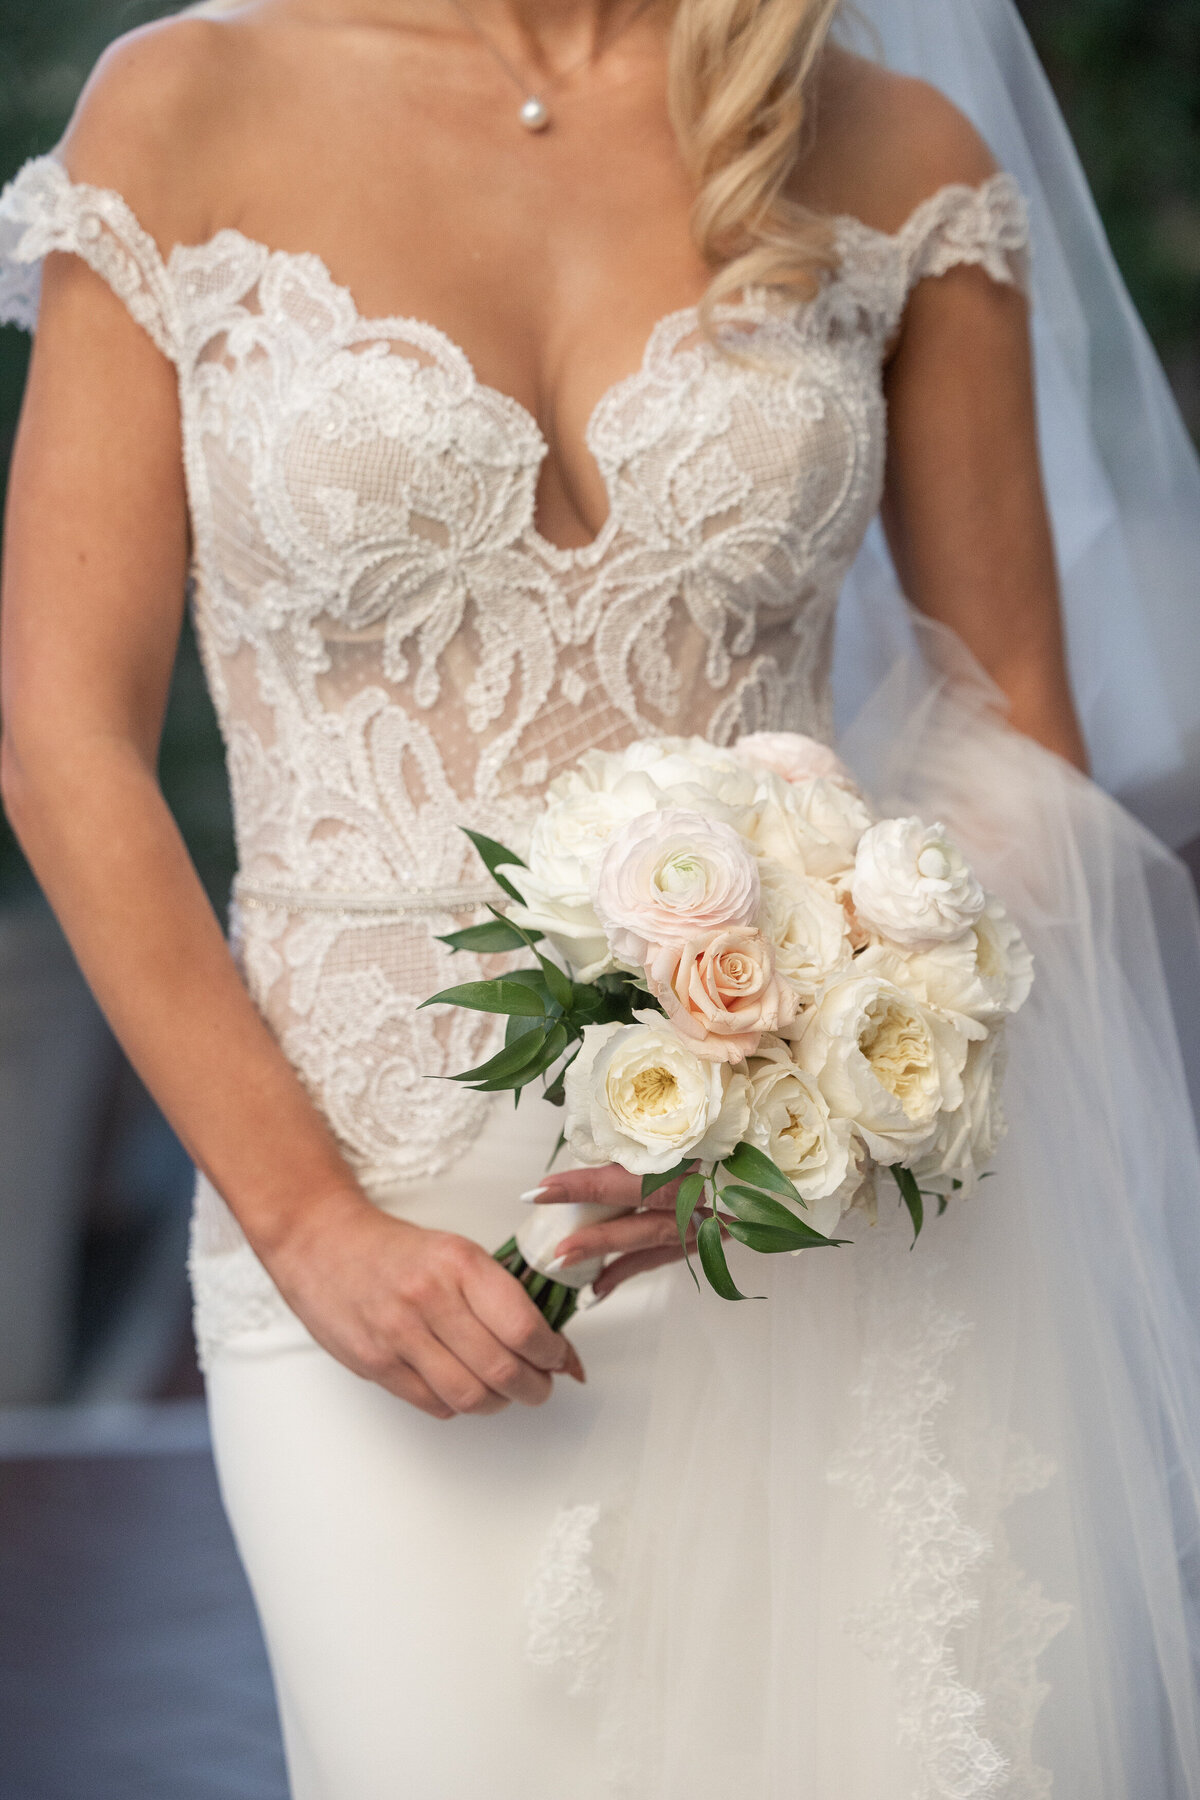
[{"xmin": 233, "ymin": 876, "xmax": 503, "ymax": 919}]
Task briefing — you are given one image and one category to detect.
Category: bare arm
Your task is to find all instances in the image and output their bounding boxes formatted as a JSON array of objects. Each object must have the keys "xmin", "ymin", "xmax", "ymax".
[
  {"xmin": 881, "ymin": 259, "xmax": 1089, "ymax": 772},
  {"xmin": 1, "ymin": 215, "xmax": 577, "ymax": 1414}
]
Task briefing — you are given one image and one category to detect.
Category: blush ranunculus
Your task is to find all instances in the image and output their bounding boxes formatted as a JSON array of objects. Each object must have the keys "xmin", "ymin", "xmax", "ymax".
[{"xmin": 593, "ymin": 809, "xmax": 761, "ymax": 969}]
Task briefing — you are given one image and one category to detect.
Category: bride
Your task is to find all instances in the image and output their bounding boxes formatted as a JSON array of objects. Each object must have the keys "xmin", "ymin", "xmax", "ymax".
[{"xmin": 3, "ymin": 0, "xmax": 1200, "ymax": 1792}]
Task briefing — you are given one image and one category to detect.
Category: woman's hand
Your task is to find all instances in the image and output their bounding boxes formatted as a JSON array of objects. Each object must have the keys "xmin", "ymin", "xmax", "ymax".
[
  {"xmin": 527, "ymin": 1166, "xmax": 703, "ymax": 1302},
  {"xmin": 260, "ymin": 1193, "xmax": 585, "ymax": 1421}
]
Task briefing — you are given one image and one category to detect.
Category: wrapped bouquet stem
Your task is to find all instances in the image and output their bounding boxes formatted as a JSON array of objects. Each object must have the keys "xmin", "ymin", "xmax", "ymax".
[{"xmin": 422, "ymin": 734, "xmax": 1031, "ymax": 1320}]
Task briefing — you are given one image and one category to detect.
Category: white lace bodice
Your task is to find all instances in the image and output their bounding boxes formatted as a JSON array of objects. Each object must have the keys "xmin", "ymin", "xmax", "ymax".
[{"xmin": 0, "ymin": 155, "xmax": 1029, "ymax": 1343}]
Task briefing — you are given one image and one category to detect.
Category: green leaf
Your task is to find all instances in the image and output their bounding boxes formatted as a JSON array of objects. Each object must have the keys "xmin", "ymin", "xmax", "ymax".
[
  {"xmin": 674, "ymin": 1171, "xmax": 706, "ymax": 1292},
  {"xmin": 420, "ymin": 979, "xmax": 546, "ymax": 1017},
  {"xmin": 721, "ymin": 1141, "xmax": 803, "ymax": 1206},
  {"xmin": 506, "ymin": 1011, "xmax": 544, "ymax": 1047},
  {"xmin": 436, "ymin": 918, "xmax": 537, "ymax": 954},
  {"xmin": 449, "ymin": 1027, "xmax": 547, "ymax": 1085},
  {"xmin": 937, "ymin": 1193, "xmax": 949, "ymax": 1217},
  {"xmin": 697, "ymin": 1216, "xmax": 759, "ymax": 1302},
  {"xmin": 723, "ymin": 1219, "xmax": 812, "ymax": 1254},
  {"xmin": 536, "ymin": 953, "xmax": 575, "ymax": 1011},
  {"xmin": 641, "ymin": 1158, "xmax": 692, "ymax": 1202},
  {"xmin": 502, "ymin": 967, "xmax": 557, "ymax": 1009},
  {"xmin": 462, "ymin": 829, "xmax": 527, "ymax": 903},
  {"xmin": 471, "ymin": 1021, "xmax": 570, "ymax": 1092},
  {"xmin": 569, "ymin": 984, "xmax": 605, "ymax": 1017},
  {"xmin": 891, "ymin": 1164, "xmax": 924, "ymax": 1244},
  {"xmin": 718, "ymin": 1186, "xmax": 844, "ymax": 1247}
]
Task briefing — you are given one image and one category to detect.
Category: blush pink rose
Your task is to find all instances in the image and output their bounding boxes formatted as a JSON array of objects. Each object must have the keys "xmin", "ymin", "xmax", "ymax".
[
  {"xmin": 594, "ymin": 808, "xmax": 760, "ymax": 968},
  {"xmin": 735, "ymin": 731, "xmax": 856, "ymax": 790},
  {"xmin": 645, "ymin": 928, "xmax": 799, "ymax": 1063}
]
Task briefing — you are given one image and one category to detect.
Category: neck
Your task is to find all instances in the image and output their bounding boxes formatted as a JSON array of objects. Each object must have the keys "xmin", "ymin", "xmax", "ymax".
[{"xmin": 394, "ymin": 0, "xmax": 667, "ymax": 74}]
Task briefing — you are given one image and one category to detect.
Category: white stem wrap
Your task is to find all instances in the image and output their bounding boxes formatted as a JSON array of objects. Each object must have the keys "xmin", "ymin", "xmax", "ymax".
[{"xmin": 515, "ymin": 1200, "xmax": 636, "ymax": 1289}]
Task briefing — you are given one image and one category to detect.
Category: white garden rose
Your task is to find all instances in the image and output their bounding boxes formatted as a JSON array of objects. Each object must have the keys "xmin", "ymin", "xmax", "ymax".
[
  {"xmin": 749, "ymin": 774, "xmax": 873, "ymax": 883},
  {"xmin": 850, "ymin": 817, "xmax": 985, "ymax": 948},
  {"xmin": 644, "ymin": 927, "xmax": 798, "ymax": 1062},
  {"xmin": 855, "ymin": 901, "xmax": 1031, "ymax": 1033},
  {"xmin": 594, "ymin": 808, "xmax": 761, "ymax": 968},
  {"xmin": 759, "ymin": 868, "xmax": 853, "ymax": 998},
  {"xmin": 791, "ymin": 969, "xmax": 971, "ymax": 1162},
  {"xmin": 734, "ymin": 731, "xmax": 856, "ymax": 791},
  {"xmin": 972, "ymin": 898, "xmax": 1035, "ymax": 1018},
  {"xmin": 745, "ymin": 1039, "xmax": 859, "ymax": 1233},
  {"xmin": 563, "ymin": 1014, "xmax": 752, "ymax": 1175},
  {"xmin": 911, "ymin": 1029, "xmax": 1008, "ymax": 1196}
]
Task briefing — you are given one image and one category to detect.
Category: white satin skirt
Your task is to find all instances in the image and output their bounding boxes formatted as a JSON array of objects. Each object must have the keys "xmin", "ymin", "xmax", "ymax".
[{"xmin": 206, "ymin": 643, "xmax": 1200, "ymax": 1800}]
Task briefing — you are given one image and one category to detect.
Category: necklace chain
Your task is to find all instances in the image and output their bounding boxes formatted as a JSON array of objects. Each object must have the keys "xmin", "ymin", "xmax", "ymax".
[{"xmin": 443, "ymin": 0, "xmax": 657, "ymax": 131}]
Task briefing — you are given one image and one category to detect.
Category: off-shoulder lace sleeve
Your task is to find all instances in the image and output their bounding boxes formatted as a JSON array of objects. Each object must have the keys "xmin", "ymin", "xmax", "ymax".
[
  {"xmin": 0, "ymin": 154, "xmax": 179, "ymax": 362},
  {"xmin": 900, "ymin": 170, "xmax": 1031, "ymax": 298}
]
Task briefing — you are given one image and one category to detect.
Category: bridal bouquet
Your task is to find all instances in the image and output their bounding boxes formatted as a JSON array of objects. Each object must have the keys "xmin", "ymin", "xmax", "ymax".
[{"xmin": 423, "ymin": 735, "xmax": 1032, "ymax": 1325}]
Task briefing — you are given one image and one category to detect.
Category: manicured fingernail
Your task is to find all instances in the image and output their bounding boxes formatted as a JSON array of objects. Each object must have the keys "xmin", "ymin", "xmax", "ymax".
[
  {"xmin": 519, "ymin": 1186, "xmax": 551, "ymax": 1203},
  {"xmin": 545, "ymin": 1253, "xmax": 569, "ymax": 1274},
  {"xmin": 577, "ymin": 1285, "xmax": 605, "ymax": 1312}
]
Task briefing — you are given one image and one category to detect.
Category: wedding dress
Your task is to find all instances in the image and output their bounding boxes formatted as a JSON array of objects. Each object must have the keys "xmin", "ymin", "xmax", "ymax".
[{"xmin": 4, "ymin": 21, "xmax": 1200, "ymax": 1798}]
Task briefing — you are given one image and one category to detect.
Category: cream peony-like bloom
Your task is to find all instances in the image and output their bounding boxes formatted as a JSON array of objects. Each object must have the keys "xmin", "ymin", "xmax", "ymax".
[
  {"xmin": 759, "ymin": 868, "xmax": 853, "ymax": 998},
  {"xmin": 791, "ymin": 969, "xmax": 970, "ymax": 1162},
  {"xmin": 911, "ymin": 1029, "xmax": 1009, "ymax": 1196},
  {"xmin": 735, "ymin": 731, "xmax": 856, "ymax": 791},
  {"xmin": 850, "ymin": 817, "xmax": 985, "ymax": 948},
  {"xmin": 564, "ymin": 1014, "xmax": 752, "ymax": 1175},
  {"xmin": 748, "ymin": 774, "xmax": 873, "ymax": 883},
  {"xmin": 644, "ymin": 928, "xmax": 798, "ymax": 1063},
  {"xmin": 745, "ymin": 1039, "xmax": 860, "ymax": 1233},
  {"xmin": 594, "ymin": 809, "xmax": 761, "ymax": 969},
  {"xmin": 855, "ymin": 900, "xmax": 1032, "ymax": 1034}
]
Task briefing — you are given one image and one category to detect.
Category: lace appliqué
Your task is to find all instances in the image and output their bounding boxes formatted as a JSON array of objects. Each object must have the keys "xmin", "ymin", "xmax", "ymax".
[
  {"xmin": 524, "ymin": 1503, "xmax": 616, "ymax": 1699},
  {"xmin": 0, "ymin": 155, "xmax": 179, "ymax": 358},
  {"xmin": 828, "ymin": 1228, "xmax": 1067, "ymax": 1800}
]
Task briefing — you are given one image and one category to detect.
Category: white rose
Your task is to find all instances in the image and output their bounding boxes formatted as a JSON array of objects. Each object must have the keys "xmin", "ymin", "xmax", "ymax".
[
  {"xmin": 911, "ymin": 1029, "xmax": 1008, "ymax": 1197},
  {"xmin": 734, "ymin": 731, "xmax": 856, "ymax": 791},
  {"xmin": 973, "ymin": 898, "xmax": 1034, "ymax": 1018},
  {"xmin": 594, "ymin": 808, "xmax": 761, "ymax": 969},
  {"xmin": 791, "ymin": 969, "xmax": 970, "ymax": 1162},
  {"xmin": 855, "ymin": 901, "xmax": 1031, "ymax": 1032},
  {"xmin": 564, "ymin": 1014, "xmax": 752, "ymax": 1175},
  {"xmin": 851, "ymin": 817, "xmax": 985, "ymax": 948},
  {"xmin": 749, "ymin": 775, "xmax": 873, "ymax": 882},
  {"xmin": 745, "ymin": 1039, "xmax": 860, "ymax": 1234},
  {"xmin": 759, "ymin": 869, "xmax": 853, "ymax": 998},
  {"xmin": 645, "ymin": 927, "xmax": 798, "ymax": 1063}
]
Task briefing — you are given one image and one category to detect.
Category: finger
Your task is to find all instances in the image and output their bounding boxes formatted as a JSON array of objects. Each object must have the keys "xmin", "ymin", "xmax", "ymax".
[
  {"xmin": 374, "ymin": 1360, "xmax": 457, "ymax": 1421},
  {"xmin": 406, "ymin": 1324, "xmax": 512, "ymax": 1417},
  {"xmin": 463, "ymin": 1255, "xmax": 580, "ymax": 1377},
  {"xmin": 524, "ymin": 1164, "xmax": 643, "ymax": 1208},
  {"xmin": 593, "ymin": 1243, "xmax": 689, "ymax": 1297},
  {"xmin": 431, "ymin": 1300, "xmax": 554, "ymax": 1408},
  {"xmin": 554, "ymin": 1209, "xmax": 697, "ymax": 1268}
]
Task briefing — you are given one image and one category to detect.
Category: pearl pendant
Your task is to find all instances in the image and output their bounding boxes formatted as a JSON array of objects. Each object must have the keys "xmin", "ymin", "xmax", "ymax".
[{"xmin": 519, "ymin": 95, "xmax": 550, "ymax": 132}]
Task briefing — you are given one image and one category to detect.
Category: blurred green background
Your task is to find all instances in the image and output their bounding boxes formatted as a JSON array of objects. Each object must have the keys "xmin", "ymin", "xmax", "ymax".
[
  {"xmin": 0, "ymin": 0, "xmax": 1197, "ymax": 901},
  {"xmin": 1, "ymin": 0, "xmax": 1198, "ymax": 901}
]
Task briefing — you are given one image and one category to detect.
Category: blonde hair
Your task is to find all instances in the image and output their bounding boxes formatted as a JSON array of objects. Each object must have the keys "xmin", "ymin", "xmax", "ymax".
[{"xmin": 184, "ymin": 0, "xmax": 841, "ymax": 321}]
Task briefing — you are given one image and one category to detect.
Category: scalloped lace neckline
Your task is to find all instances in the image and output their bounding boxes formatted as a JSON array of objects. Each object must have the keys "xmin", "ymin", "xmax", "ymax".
[{"xmin": 48, "ymin": 156, "xmax": 1015, "ymax": 561}]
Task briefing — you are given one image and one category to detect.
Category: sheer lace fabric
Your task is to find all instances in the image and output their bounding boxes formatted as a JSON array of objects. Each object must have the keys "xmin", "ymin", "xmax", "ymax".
[{"xmin": 0, "ymin": 154, "xmax": 1029, "ymax": 1351}]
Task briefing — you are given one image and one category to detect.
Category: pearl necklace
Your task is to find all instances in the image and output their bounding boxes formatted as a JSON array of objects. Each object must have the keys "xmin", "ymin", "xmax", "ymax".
[{"xmin": 444, "ymin": 0, "xmax": 657, "ymax": 132}]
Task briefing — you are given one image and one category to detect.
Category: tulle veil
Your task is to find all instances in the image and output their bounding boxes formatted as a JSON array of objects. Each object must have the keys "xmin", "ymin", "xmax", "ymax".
[{"xmin": 523, "ymin": 3, "xmax": 1200, "ymax": 1795}]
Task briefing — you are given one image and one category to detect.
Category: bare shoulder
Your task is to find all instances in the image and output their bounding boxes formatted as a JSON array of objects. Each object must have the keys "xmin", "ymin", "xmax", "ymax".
[
  {"xmin": 55, "ymin": 10, "xmax": 262, "ymax": 248},
  {"xmin": 801, "ymin": 47, "xmax": 999, "ymax": 233}
]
